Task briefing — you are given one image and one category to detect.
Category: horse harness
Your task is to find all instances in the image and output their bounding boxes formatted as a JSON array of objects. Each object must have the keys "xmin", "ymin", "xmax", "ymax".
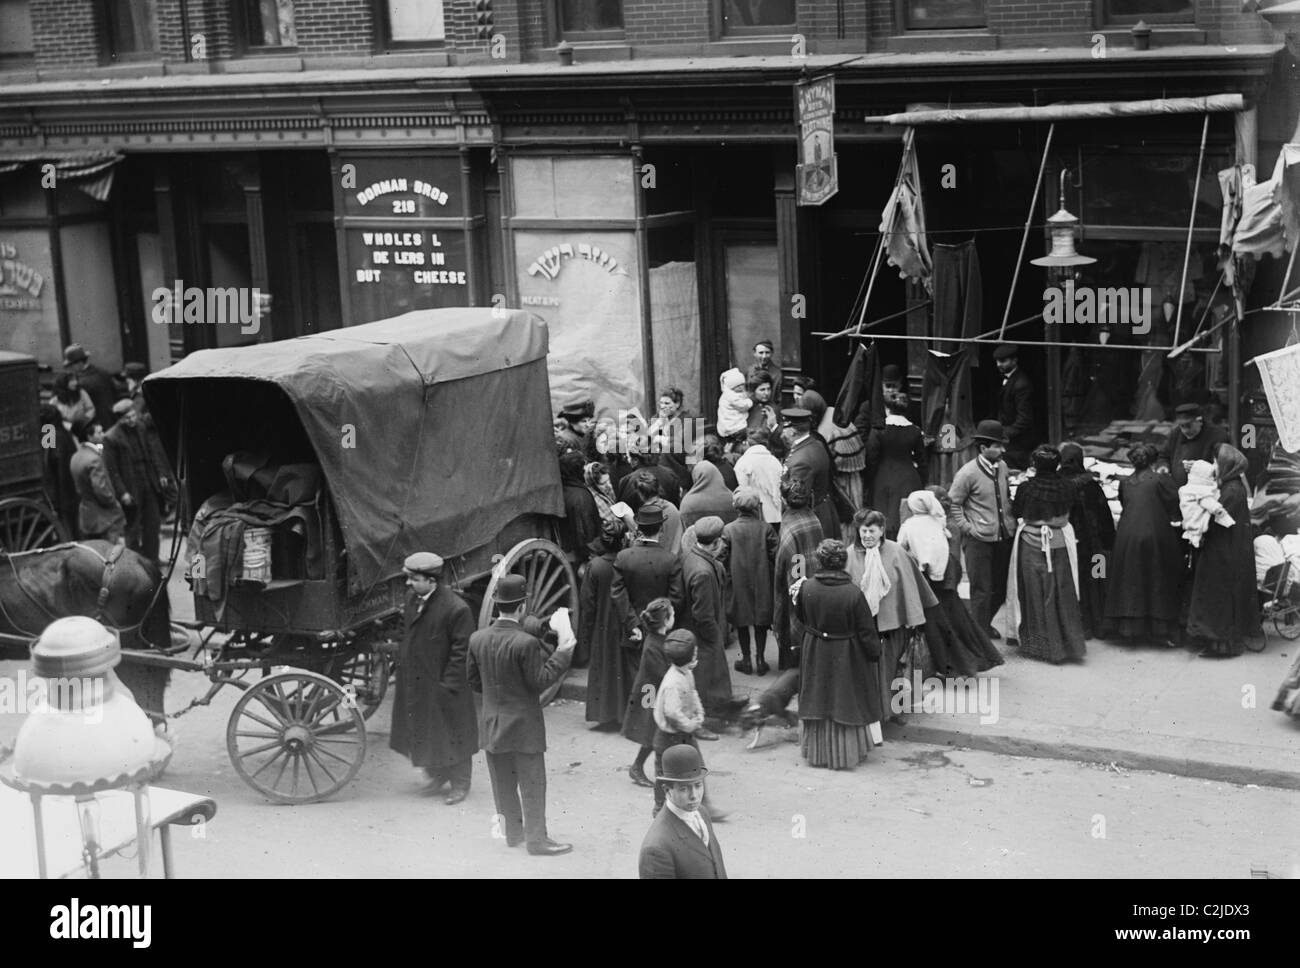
[{"xmin": 1, "ymin": 539, "xmax": 137, "ymax": 639}]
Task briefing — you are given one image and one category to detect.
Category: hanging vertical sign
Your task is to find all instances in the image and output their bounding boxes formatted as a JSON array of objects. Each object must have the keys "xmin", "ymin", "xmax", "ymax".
[{"xmin": 796, "ymin": 75, "xmax": 838, "ymax": 206}]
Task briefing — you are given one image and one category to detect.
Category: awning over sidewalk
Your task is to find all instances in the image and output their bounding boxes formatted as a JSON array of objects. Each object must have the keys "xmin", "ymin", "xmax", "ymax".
[
  {"xmin": 0, "ymin": 150, "xmax": 123, "ymax": 201},
  {"xmin": 865, "ymin": 94, "xmax": 1246, "ymax": 125}
]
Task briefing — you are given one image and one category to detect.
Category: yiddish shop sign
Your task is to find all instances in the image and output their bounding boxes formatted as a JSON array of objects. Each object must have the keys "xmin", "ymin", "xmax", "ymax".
[
  {"xmin": 340, "ymin": 155, "xmax": 470, "ymax": 324},
  {"xmin": 0, "ymin": 237, "xmax": 60, "ymax": 362}
]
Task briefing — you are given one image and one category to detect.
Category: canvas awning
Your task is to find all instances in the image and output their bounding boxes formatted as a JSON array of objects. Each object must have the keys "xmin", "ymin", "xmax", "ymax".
[
  {"xmin": 865, "ymin": 94, "xmax": 1246, "ymax": 125},
  {"xmin": 0, "ymin": 151, "xmax": 123, "ymax": 201}
]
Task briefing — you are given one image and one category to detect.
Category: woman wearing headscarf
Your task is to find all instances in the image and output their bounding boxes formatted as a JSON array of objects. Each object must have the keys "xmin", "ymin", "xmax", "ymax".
[
  {"xmin": 679, "ymin": 461, "xmax": 738, "ymax": 530},
  {"xmin": 773, "ymin": 477, "xmax": 824, "ymax": 671},
  {"xmin": 899, "ymin": 488, "xmax": 1004, "ymax": 677},
  {"xmin": 1185, "ymin": 444, "xmax": 1259, "ymax": 657},
  {"xmin": 1058, "ymin": 442, "xmax": 1116, "ymax": 638},
  {"xmin": 792, "ymin": 539, "xmax": 882, "ymax": 770},
  {"xmin": 558, "ymin": 451, "xmax": 601, "ymax": 568},
  {"xmin": 582, "ymin": 525, "xmax": 633, "ymax": 726},
  {"xmin": 847, "ymin": 507, "xmax": 937, "ymax": 730},
  {"xmin": 584, "ymin": 461, "xmax": 631, "ymax": 544},
  {"xmin": 723, "ymin": 487, "xmax": 778, "ymax": 675},
  {"xmin": 1102, "ymin": 443, "xmax": 1183, "ymax": 644},
  {"xmin": 866, "ymin": 390, "xmax": 927, "ymax": 538},
  {"xmin": 1006, "ymin": 445, "xmax": 1086, "ymax": 663},
  {"xmin": 621, "ymin": 597, "xmax": 675, "ymax": 787}
]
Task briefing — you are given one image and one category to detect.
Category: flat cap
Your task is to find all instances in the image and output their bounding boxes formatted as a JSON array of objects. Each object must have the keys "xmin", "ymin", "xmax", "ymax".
[
  {"xmin": 693, "ymin": 515, "xmax": 724, "ymax": 543},
  {"xmin": 111, "ymin": 398, "xmax": 135, "ymax": 415},
  {"xmin": 1174, "ymin": 402, "xmax": 1203, "ymax": 416},
  {"xmin": 403, "ymin": 551, "xmax": 445, "ymax": 576},
  {"xmin": 558, "ymin": 398, "xmax": 595, "ymax": 420},
  {"xmin": 123, "ymin": 362, "xmax": 149, "ymax": 379},
  {"xmin": 63, "ymin": 344, "xmax": 88, "ymax": 365},
  {"xmin": 992, "ymin": 344, "xmax": 1019, "ymax": 361}
]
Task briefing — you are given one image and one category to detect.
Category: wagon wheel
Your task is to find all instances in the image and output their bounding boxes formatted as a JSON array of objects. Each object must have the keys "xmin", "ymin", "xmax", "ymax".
[
  {"xmin": 479, "ymin": 539, "xmax": 578, "ymax": 706},
  {"xmin": 326, "ymin": 646, "xmax": 392, "ymax": 720},
  {"xmin": 226, "ymin": 669, "xmax": 366, "ymax": 805},
  {"xmin": 0, "ymin": 497, "xmax": 68, "ymax": 552}
]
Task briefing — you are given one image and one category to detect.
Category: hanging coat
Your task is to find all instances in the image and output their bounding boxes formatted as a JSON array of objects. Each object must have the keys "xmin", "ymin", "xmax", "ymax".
[
  {"xmin": 390, "ymin": 584, "xmax": 480, "ymax": 771},
  {"xmin": 921, "ymin": 348, "xmax": 976, "ymax": 490},
  {"xmin": 582, "ymin": 551, "xmax": 636, "ymax": 725}
]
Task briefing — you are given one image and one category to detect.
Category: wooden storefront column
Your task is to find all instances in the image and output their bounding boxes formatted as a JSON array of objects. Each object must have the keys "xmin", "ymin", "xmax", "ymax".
[
  {"xmin": 632, "ymin": 144, "xmax": 656, "ymax": 415},
  {"xmin": 774, "ymin": 166, "xmax": 808, "ymax": 405},
  {"xmin": 235, "ymin": 161, "xmax": 272, "ymax": 340}
]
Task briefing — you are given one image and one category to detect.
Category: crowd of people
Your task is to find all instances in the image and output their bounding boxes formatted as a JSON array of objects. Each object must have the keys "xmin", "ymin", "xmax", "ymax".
[{"xmin": 40, "ymin": 344, "xmax": 176, "ymax": 564}]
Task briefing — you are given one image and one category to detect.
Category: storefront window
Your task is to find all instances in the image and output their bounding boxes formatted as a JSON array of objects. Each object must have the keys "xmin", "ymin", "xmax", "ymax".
[
  {"xmin": 557, "ymin": 0, "xmax": 623, "ymax": 38},
  {"xmin": 0, "ymin": 0, "xmax": 34, "ymax": 59},
  {"xmin": 1100, "ymin": 0, "xmax": 1194, "ymax": 24},
  {"xmin": 723, "ymin": 242, "xmax": 780, "ymax": 377},
  {"xmin": 719, "ymin": 0, "xmax": 796, "ymax": 35},
  {"xmin": 103, "ymin": 0, "xmax": 159, "ymax": 59},
  {"xmin": 242, "ymin": 0, "xmax": 297, "ymax": 48},
  {"xmin": 897, "ymin": 0, "xmax": 986, "ymax": 30},
  {"xmin": 382, "ymin": 0, "xmax": 444, "ymax": 45},
  {"xmin": 1079, "ymin": 146, "xmax": 1228, "ymax": 231}
]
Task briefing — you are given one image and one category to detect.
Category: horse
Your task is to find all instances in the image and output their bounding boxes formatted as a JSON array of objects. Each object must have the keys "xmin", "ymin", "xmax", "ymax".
[{"xmin": 0, "ymin": 540, "xmax": 173, "ymax": 718}]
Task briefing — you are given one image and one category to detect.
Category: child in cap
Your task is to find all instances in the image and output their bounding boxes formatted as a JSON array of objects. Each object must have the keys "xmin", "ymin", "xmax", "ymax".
[{"xmin": 651, "ymin": 630, "xmax": 721, "ymax": 818}]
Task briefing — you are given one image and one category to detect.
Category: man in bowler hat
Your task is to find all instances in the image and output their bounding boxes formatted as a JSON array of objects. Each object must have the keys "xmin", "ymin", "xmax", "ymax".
[
  {"xmin": 948, "ymin": 420, "xmax": 1017, "ymax": 641},
  {"xmin": 468, "ymin": 574, "xmax": 576, "ymax": 856},
  {"xmin": 63, "ymin": 343, "xmax": 120, "ymax": 430},
  {"xmin": 638, "ymin": 744, "xmax": 728, "ymax": 879},
  {"xmin": 993, "ymin": 344, "xmax": 1037, "ymax": 469},
  {"xmin": 390, "ymin": 552, "xmax": 479, "ymax": 805},
  {"xmin": 612, "ymin": 502, "xmax": 685, "ymax": 639}
]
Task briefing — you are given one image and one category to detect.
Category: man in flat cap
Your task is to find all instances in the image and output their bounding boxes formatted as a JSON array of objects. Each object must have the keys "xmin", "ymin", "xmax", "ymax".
[
  {"xmin": 556, "ymin": 398, "xmax": 597, "ymax": 460},
  {"xmin": 63, "ymin": 343, "xmax": 120, "ymax": 430},
  {"xmin": 1157, "ymin": 401, "xmax": 1230, "ymax": 488},
  {"xmin": 781, "ymin": 407, "xmax": 838, "ymax": 540},
  {"xmin": 468, "ymin": 574, "xmax": 576, "ymax": 856},
  {"xmin": 391, "ymin": 552, "xmax": 479, "ymax": 805},
  {"xmin": 993, "ymin": 344, "xmax": 1037, "ymax": 469},
  {"xmin": 102, "ymin": 398, "xmax": 175, "ymax": 562},
  {"xmin": 678, "ymin": 515, "xmax": 731, "ymax": 725},
  {"xmin": 948, "ymin": 420, "xmax": 1017, "ymax": 640}
]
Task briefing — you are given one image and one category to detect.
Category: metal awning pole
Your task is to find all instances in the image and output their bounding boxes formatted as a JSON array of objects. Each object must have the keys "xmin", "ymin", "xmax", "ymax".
[
  {"xmin": 834, "ymin": 330, "xmax": 1220, "ymax": 352},
  {"xmin": 1173, "ymin": 113, "xmax": 1211, "ymax": 347},
  {"xmin": 823, "ymin": 301, "xmax": 931, "ymax": 340},
  {"xmin": 999, "ymin": 122, "xmax": 1055, "ymax": 340}
]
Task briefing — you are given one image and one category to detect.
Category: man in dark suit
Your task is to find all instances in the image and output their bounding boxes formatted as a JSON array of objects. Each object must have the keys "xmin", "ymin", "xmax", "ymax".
[
  {"xmin": 468, "ymin": 574, "xmax": 576, "ymax": 856},
  {"xmin": 390, "ymin": 552, "xmax": 479, "ymax": 805},
  {"xmin": 781, "ymin": 407, "xmax": 837, "ymax": 538},
  {"xmin": 102, "ymin": 399, "xmax": 175, "ymax": 563},
  {"xmin": 638, "ymin": 744, "xmax": 728, "ymax": 879},
  {"xmin": 993, "ymin": 344, "xmax": 1037, "ymax": 469},
  {"xmin": 612, "ymin": 503, "xmax": 685, "ymax": 638},
  {"xmin": 68, "ymin": 418, "xmax": 126, "ymax": 541},
  {"xmin": 63, "ymin": 343, "xmax": 120, "ymax": 430},
  {"xmin": 1156, "ymin": 402, "xmax": 1231, "ymax": 488}
]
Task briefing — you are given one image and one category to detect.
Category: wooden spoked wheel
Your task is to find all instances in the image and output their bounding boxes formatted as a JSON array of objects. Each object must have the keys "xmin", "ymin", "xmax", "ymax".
[
  {"xmin": 326, "ymin": 646, "xmax": 392, "ymax": 720},
  {"xmin": 479, "ymin": 539, "xmax": 579, "ymax": 706},
  {"xmin": 226, "ymin": 670, "xmax": 366, "ymax": 805},
  {"xmin": 0, "ymin": 497, "xmax": 68, "ymax": 552}
]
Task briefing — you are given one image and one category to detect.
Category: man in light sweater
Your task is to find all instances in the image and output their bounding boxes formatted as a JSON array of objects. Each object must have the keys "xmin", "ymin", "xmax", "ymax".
[{"xmin": 948, "ymin": 420, "xmax": 1017, "ymax": 640}]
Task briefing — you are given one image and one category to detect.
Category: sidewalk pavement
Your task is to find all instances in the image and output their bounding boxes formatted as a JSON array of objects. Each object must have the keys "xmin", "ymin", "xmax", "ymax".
[{"xmin": 560, "ymin": 616, "xmax": 1300, "ymax": 791}]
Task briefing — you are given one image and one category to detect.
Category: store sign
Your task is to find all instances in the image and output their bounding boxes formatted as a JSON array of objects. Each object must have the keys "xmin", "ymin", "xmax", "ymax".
[
  {"xmin": 340, "ymin": 155, "xmax": 469, "ymax": 324},
  {"xmin": 0, "ymin": 241, "xmax": 45, "ymax": 311},
  {"xmin": 525, "ymin": 241, "xmax": 629, "ymax": 281},
  {"xmin": 795, "ymin": 75, "xmax": 838, "ymax": 207}
]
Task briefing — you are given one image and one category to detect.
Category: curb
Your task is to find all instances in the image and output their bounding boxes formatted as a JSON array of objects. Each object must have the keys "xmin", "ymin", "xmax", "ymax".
[{"xmin": 555, "ymin": 674, "xmax": 1300, "ymax": 792}]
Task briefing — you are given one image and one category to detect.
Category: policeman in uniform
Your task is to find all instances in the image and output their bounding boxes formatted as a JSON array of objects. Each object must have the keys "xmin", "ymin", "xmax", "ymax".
[
  {"xmin": 468, "ymin": 574, "xmax": 576, "ymax": 856},
  {"xmin": 781, "ymin": 407, "xmax": 838, "ymax": 539}
]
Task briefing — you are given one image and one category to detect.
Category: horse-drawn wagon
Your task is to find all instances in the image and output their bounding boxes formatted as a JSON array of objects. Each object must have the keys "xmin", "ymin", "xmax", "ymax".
[{"xmin": 121, "ymin": 308, "xmax": 578, "ymax": 804}]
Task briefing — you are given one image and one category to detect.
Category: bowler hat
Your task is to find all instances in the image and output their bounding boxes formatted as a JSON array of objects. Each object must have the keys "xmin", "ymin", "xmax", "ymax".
[
  {"xmin": 403, "ymin": 551, "xmax": 445, "ymax": 577},
  {"xmin": 493, "ymin": 573, "xmax": 528, "ymax": 605},
  {"xmin": 634, "ymin": 503, "xmax": 664, "ymax": 527},
  {"xmin": 63, "ymin": 344, "xmax": 88, "ymax": 365},
  {"xmin": 992, "ymin": 344, "xmax": 1018, "ymax": 361},
  {"xmin": 881, "ymin": 364, "xmax": 903, "ymax": 381},
  {"xmin": 655, "ymin": 744, "xmax": 708, "ymax": 784},
  {"xmin": 971, "ymin": 419, "xmax": 1009, "ymax": 444}
]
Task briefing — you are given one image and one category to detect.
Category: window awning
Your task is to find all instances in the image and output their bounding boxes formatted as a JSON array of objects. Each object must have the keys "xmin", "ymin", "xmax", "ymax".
[
  {"xmin": 0, "ymin": 151, "xmax": 123, "ymax": 202},
  {"xmin": 865, "ymin": 94, "xmax": 1246, "ymax": 125}
]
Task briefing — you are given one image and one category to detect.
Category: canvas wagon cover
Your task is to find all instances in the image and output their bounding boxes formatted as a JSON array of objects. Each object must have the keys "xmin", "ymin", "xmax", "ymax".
[{"xmin": 144, "ymin": 309, "xmax": 563, "ymax": 593}]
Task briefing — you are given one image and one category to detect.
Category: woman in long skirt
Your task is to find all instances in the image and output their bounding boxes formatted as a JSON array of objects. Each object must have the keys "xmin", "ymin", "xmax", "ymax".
[
  {"xmin": 847, "ymin": 508, "xmax": 936, "ymax": 728},
  {"xmin": 1006, "ymin": 446, "xmax": 1086, "ymax": 663},
  {"xmin": 1102, "ymin": 443, "xmax": 1183, "ymax": 643},
  {"xmin": 898, "ymin": 488, "xmax": 1004, "ymax": 677},
  {"xmin": 1186, "ymin": 445, "xmax": 1259, "ymax": 657},
  {"xmin": 866, "ymin": 391, "xmax": 927, "ymax": 538},
  {"xmin": 620, "ymin": 597, "xmax": 674, "ymax": 787},
  {"xmin": 582, "ymin": 529, "xmax": 634, "ymax": 727},
  {"xmin": 794, "ymin": 539, "xmax": 882, "ymax": 769},
  {"xmin": 1058, "ymin": 442, "xmax": 1116, "ymax": 639}
]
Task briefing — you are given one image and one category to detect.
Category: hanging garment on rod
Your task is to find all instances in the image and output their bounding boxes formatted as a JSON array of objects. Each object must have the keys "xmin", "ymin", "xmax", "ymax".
[{"xmin": 921, "ymin": 348, "xmax": 976, "ymax": 491}]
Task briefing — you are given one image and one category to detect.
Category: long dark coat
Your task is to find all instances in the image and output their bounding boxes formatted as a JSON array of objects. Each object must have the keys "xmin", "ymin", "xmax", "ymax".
[
  {"xmin": 784, "ymin": 436, "xmax": 838, "ymax": 538},
  {"xmin": 468, "ymin": 617, "xmax": 572, "ymax": 754},
  {"xmin": 611, "ymin": 541, "xmax": 685, "ymax": 636},
  {"xmin": 621, "ymin": 629, "xmax": 669, "ymax": 748},
  {"xmin": 1064, "ymin": 471, "xmax": 1116, "ymax": 638},
  {"xmin": 1186, "ymin": 478, "xmax": 1258, "ymax": 647},
  {"xmin": 1161, "ymin": 423, "xmax": 1231, "ymax": 488},
  {"xmin": 866, "ymin": 423, "xmax": 926, "ymax": 537},
  {"xmin": 679, "ymin": 545, "xmax": 732, "ymax": 708},
  {"xmin": 1103, "ymin": 469, "xmax": 1183, "ymax": 635},
  {"xmin": 794, "ymin": 570, "xmax": 882, "ymax": 724},
  {"xmin": 773, "ymin": 507, "xmax": 824, "ymax": 660},
  {"xmin": 638, "ymin": 807, "xmax": 728, "ymax": 879},
  {"xmin": 582, "ymin": 551, "xmax": 635, "ymax": 725},
  {"xmin": 998, "ymin": 367, "xmax": 1038, "ymax": 465},
  {"xmin": 559, "ymin": 482, "xmax": 600, "ymax": 564},
  {"xmin": 723, "ymin": 511, "xmax": 777, "ymax": 627},
  {"xmin": 390, "ymin": 585, "xmax": 480, "ymax": 770}
]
